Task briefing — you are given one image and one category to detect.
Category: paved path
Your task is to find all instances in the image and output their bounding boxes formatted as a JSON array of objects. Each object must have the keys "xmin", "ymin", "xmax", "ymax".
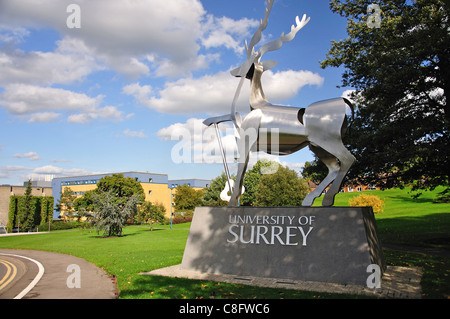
[
  {"xmin": 0, "ymin": 249, "xmax": 117, "ymax": 299},
  {"xmin": 144, "ymin": 264, "xmax": 423, "ymax": 299}
]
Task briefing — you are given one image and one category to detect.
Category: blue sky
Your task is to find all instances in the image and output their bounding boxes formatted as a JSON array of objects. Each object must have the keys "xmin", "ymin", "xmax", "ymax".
[{"xmin": 0, "ymin": 0, "xmax": 352, "ymax": 185}]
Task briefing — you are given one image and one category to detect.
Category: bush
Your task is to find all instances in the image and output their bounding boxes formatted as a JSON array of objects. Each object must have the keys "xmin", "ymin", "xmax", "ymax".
[
  {"xmin": 433, "ymin": 187, "xmax": 450, "ymax": 203},
  {"xmin": 161, "ymin": 212, "xmax": 193, "ymax": 225},
  {"xmin": 348, "ymin": 194, "xmax": 385, "ymax": 214},
  {"xmin": 47, "ymin": 221, "xmax": 90, "ymax": 231}
]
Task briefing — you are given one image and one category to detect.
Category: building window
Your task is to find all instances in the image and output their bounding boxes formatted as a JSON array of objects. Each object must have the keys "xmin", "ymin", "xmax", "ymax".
[
  {"xmin": 348, "ymin": 187, "xmax": 354, "ymax": 192},
  {"xmin": 149, "ymin": 178, "xmax": 153, "ymax": 183},
  {"xmin": 357, "ymin": 187, "xmax": 362, "ymax": 192},
  {"xmin": 148, "ymin": 190, "xmax": 152, "ymax": 195}
]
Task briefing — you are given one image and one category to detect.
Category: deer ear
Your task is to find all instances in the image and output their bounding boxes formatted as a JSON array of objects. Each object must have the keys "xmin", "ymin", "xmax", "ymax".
[
  {"xmin": 230, "ymin": 67, "xmax": 241, "ymax": 77},
  {"xmin": 262, "ymin": 60, "xmax": 278, "ymax": 71}
]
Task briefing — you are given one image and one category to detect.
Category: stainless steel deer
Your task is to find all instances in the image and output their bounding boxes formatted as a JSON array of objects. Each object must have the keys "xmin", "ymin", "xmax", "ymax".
[{"xmin": 204, "ymin": 0, "xmax": 355, "ymax": 207}]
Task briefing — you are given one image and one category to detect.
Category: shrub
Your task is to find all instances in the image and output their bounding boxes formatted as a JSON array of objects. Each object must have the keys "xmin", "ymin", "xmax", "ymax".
[{"xmin": 349, "ymin": 194, "xmax": 385, "ymax": 214}]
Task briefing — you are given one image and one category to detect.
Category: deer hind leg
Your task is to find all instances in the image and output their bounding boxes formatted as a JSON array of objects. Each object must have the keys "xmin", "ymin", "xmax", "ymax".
[
  {"xmin": 302, "ymin": 144, "xmax": 340, "ymax": 206},
  {"xmin": 318, "ymin": 140, "xmax": 356, "ymax": 207}
]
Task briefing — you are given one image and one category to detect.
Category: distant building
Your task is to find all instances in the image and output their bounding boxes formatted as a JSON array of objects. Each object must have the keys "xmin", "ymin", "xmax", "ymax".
[
  {"xmin": 52, "ymin": 172, "xmax": 210, "ymax": 220},
  {"xmin": 168, "ymin": 179, "xmax": 210, "ymax": 190},
  {"xmin": 0, "ymin": 185, "xmax": 52, "ymax": 227},
  {"xmin": 308, "ymin": 181, "xmax": 380, "ymax": 194}
]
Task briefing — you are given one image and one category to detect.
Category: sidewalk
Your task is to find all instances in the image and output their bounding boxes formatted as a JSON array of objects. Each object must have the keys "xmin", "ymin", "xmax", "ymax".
[{"xmin": 143, "ymin": 264, "xmax": 423, "ymax": 299}]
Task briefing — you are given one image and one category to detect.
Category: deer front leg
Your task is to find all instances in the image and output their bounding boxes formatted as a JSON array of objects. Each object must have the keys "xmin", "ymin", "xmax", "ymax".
[
  {"xmin": 229, "ymin": 157, "xmax": 250, "ymax": 206},
  {"xmin": 229, "ymin": 110, "xmax": 262, "ymax": 206}
]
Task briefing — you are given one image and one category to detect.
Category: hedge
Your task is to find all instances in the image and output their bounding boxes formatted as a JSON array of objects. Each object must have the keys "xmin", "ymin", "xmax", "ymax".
[{"xmin": 7, "ymin": 196, "xmax": 54, "ymax": 233}]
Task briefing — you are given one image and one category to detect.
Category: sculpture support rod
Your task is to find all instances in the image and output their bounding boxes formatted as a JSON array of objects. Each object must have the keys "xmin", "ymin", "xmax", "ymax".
[{"xmin": 214, "ymin": 123, "xmax": 233, "ymax": 194}]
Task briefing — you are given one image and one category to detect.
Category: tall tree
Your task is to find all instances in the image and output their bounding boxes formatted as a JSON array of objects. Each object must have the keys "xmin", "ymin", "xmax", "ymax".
[
  {"xmin": 321, "ymin": 0, "xmax": 449, "ymax": 194},
  {"xmin": 21, "ymin": 180, "xmax": 35, "ymax": 231}
]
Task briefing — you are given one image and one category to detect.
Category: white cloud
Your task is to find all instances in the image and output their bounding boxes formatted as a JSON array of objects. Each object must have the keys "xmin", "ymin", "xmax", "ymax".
[
  {"xmin": 12, "ymin": 152, "xmax": 40, "ymax": 161},
  {"xmin": 0, "ymin": 37, "xmax": 100, "ymax": 86},
  {"xmin": 27, "ymin": 112, "xmax": 61, "ymax": 123},
  {"xmin": 0, "ymin": 0, "xmax": 274, "ymax": 79},
  {"xmin": 0, "ymin": 25, "xmax": 30, "ymax": 44},
  {"xmin": 263, "ymin": 70, "xmax": 324, "ymax": 102},
  {"xmin": 0, "ymin": 84, "xmax": 101, "ymax": 115},
  {"xmin": 0, "ymin": 0, "xmax": 210, "ymax": 78},
  {"xmin": 0, "ymin": 166, "xmax": 30, "ymax": 179},
  {"xmin": 32, "ymin": 165, "xmax": 97, "ymax": 177},
  {"xmin": 124, "ymin": 69, "xmax": 324, "ymax": 115},
  {"xmin": 201, "ymin": 15, "xmax": 260, "ymax": 54},
  {"xmin": 123, "ymin": 129, "xmax": 147, "ymax": 139},
  {"xmin": 0, "ymin": 84, "xmax": 126, "ymax": 123}
]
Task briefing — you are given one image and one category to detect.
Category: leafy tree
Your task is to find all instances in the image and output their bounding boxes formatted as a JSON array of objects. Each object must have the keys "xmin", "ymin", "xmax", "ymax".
[
  {"xmin": 202, "ymin": 172, "xmax": 231, "ymax": 207},
  {"xmin": 90, "ymin": 190, "xmax": 141, "ymax": 237},
  {"xmin": 241, "ymin": 160, "xmax": 280, "ymax": 206},
  {"xmin": 173, "ymin": 184, "xmax": 203, "ymax": 212},
  {"xmin": 96, "ymin": 174, "xmax": 145, "ymax": 204},
  {"xmin": 137, "ymin": 201, "xmax": 166, "ymax": 230},
  {"xmin": 73, "ymin": 189, "xmax": 97, "ymax": 212},
  {"xmin": 255, "ymin": 164, "xmax": 310, "ymax": 207},
  {"xmin": 56, "ymin": 187, "xmax": 76, "ymax": 221},
  {"xmin": 321, "ymin": 0, "xmax": 449, "ymax": 195},
  {"xmin": 74, "ymin": 174, "xmax": 145, "ymax": 212},
  {"xmin": 301, "ymin": 159, "xmax": 327, "ymax": 183}
]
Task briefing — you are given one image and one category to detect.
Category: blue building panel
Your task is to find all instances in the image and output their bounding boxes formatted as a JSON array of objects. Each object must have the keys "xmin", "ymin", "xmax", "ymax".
[{"xmin": 168, "ymin": 179, "xmax": 211, "ymax": 188}]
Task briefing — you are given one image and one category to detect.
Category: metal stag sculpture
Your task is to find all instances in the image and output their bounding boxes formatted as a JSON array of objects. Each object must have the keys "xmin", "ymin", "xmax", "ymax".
[{"xmin": 204, "ymin": 0, "xmax": 355, "ymax": 207}]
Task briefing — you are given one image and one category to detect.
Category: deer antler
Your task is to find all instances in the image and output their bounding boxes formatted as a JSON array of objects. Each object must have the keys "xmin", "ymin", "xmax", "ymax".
[
  {"xmin": 257, "ymin": 13, "xmax": 310, "ymax": 59},
  {"xmin": 246, "ymin": 0, "xmax": 274, "ymax": 58}
]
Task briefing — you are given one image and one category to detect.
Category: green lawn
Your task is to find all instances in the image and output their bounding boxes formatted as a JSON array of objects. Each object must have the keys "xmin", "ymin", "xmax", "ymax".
[
  {"xmin": 0, "ymin": 187, "xmax": 448, "ymax": 299},
  {"xmin": 315, "ymin": 186, "xmax": 450, "ymax": 248}
]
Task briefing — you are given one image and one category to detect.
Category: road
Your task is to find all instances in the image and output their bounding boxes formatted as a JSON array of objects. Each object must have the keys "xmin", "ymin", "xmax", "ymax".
[{"xmin": 0, "ymin": 249, "xmax": 117, "ymax": 299}]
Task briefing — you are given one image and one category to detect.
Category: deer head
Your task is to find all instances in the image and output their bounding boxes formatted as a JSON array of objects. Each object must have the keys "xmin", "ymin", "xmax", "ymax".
[{"xmin": 230, "ymin": 0, "xmax": 310, "ymax": 79}]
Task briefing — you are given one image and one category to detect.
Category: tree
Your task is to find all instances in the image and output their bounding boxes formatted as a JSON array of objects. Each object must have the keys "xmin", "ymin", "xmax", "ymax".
[
  {"xmin": 90, "ymin": 190, "xmax": 141, "ymax": 237},
  {"xmin": 21, "ymin": 180, "xmax": 36, "ymax": 231},
  {"xmin": 73, "ymin": 189, "xmax": 97, "ymax": 212},
  {"xmin": 96, "ymin": 174, "xmax": 145, "ymax": 204},
  {"xmin": 74, "ymin": 174, "xmax": 145, "ymax": 213},
  {"xmin": 173, "ymin": 184, "xmax": 203, "ymax": 213},
  {"xmin": 202, "ymin": 172, "xmax": 231, "ymax": 207},
  {"xmin": 254, "ymin": 164, "xmax": 310, "ymax": 207},
  {"xmin": 241, "ymin": 160, "xmax": 280, "ymax": 206},
  {"xmin": 74, "ymin": 174, "xmax": 146, "ymax": 236},
  {"xmin": 138, "ymin": 201, "xmax": 166, "ymax": 230},
  {"xmin": 321, "ymin": 0, "xmax": 449, "ymax": 195},
  {"xmin": 301, "ymin": 159, "xmax": 328, "ymax": 184},
  {"xmin": 56, "ymin": 187, "xmax": 76, "ymax": 221}
]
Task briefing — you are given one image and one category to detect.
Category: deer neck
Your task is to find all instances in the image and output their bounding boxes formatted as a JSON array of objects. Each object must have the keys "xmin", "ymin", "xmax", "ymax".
[{"xmin": 249, "ymin": 64, "xmax": 271, "ymax": 109}]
